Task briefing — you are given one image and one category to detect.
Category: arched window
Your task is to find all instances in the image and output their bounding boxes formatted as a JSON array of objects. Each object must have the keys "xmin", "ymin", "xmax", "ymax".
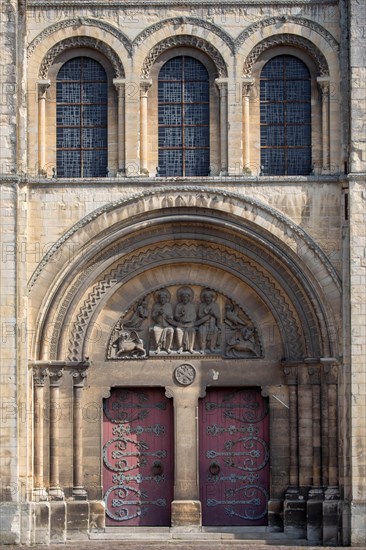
[
  {"xmin": 260, "ymin": 55, "xmax": 311, "ymax": 176},
  {"xmin": 158, "ymin": 56, "xmax": 210, "ymax": 177},
  {"xmin": 56, "ymin": 57, "xmax": 108, "ymax": 178}
]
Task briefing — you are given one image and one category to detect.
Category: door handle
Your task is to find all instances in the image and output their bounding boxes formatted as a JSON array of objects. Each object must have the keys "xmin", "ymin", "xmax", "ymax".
[
  {"xmin": 152, "ymin": 460, "xmax": 164, "ymax": 476},
  {"xmin": 209, "ymin": 462, "xmax": 220, "ymax": 475}
]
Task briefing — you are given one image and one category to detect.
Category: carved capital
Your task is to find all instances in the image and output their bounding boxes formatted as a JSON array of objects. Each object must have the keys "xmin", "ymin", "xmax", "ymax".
[
  {"xmin": 317, "ymin": 77, "xmax": 330, "ymax": 98},
  {"xmin": 33, "ymin": 367, "xmax": 48, "ymax": 387},
  {"xmin": 242, "ymin": 78, "xmax": 255, "ymax": 97},
  {"xmin": 49, "ymin": 368, "xmax": 64, "ymax": 387},
  {"xmin": 113, "ymin": 78, "xmax": 126, "ymax": 96},
  {"xmin": 283, "ymin": 365, "xmax": 298, "ymax": 385},
  {"xmin": 321, "ymin": 358, "xmax": 338, "ymax": 384},
  {"xmin": 72, "ymin": 367, "xmax": 88, "ymax": 387},
  {"xmin": 140, "ymin": 80, "xmax": 152, "ymax": 97},
  {"xmin": 37, "ymin": 80, "xmax": 50, "ymax": 99},
  {"xmin": 308, "ymin": 365, "xmax": 321, "ymax": 385},
  {"xmin": 215, "ymin": 78, "xmax": 228, "ymax": 95}
]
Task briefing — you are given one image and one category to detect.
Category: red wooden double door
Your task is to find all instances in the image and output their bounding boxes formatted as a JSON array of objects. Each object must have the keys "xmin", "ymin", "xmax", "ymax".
[{"xmin": 103, "ymin": 387, "xmax": 269, "ymax": 526}]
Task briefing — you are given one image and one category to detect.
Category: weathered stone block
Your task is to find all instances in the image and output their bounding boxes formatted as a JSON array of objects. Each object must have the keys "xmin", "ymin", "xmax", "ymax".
[
  {"xmin": 66, "ymin": 501, "xmax": 89, "ymax": 540},
  {"xmin": 0, "ymin": 503, "xmax": 20, "ymax": 544},
  {"xmin": 33, "ymin": 502, "xmax": 50, "ymax": 545},
  {"xmin": 267, "ymin": 498, "xmax": 283, "ymax": 532},
  {"xmin": 50, "ymin": 501, "xmax": 66, "ymax": 543},
  {"xmin": 307, "ymin": 490, "xmax": 323, "ymax": 544},
  {"xmin": 323, "ymin": 497, "xmax": 340, "ymax": 546},
  {"xmin": 89, "ymin": 500, "xmax": 105, "ymax": 532},
  {"xmin": 284, "ymin": 493, "xmax": 307, "ymax": 539},
  {"xmin": 171, "ymin": 500, "xmax": 201, "ymax": 527}
]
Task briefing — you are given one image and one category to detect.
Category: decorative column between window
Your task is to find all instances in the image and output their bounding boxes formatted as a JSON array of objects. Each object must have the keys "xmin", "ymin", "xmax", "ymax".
[
  {"xmin": 215, "ymin": 78, "xmax": 228, "ymax": 175},
  {"xmin": 48, "ymin": 367, "xmax": 64, "ymax": 500},
  {"xmin": 113, "ymin": 79, "xmax": 126, "ymax": 176},
  {"xmin": 37, "ymin": 80, "xmax": 50, "ymax": 177},
  {"xmin": 317, "ymin": 77, "xmax": 330, "ymax": 174},
  {"xmin": 33, "ymin": 367, "xmax": 48, "ymax": 500},
  {"xmin": 72, "ymin": 366, "xmax": 89, "ymax": 499},
  {"xmin": 242, "ymin": 79, "xmax": 254, "ymax": 174},
  {"xmin": 140, "ymin": 80, "xmax": 152, "ymax": 176}
]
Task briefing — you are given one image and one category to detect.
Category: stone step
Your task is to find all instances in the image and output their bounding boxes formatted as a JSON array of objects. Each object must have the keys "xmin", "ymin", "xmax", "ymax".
[{"xmin": 89, "ymin": 528, "xmax": 309, "ymax": 545}]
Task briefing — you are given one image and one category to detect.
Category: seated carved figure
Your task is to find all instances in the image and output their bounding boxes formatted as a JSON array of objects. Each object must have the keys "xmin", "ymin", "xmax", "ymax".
[
  {"xmin": 123, "ymin": 298, "xmax": 148, "ymax": 330},
  {"xmin": 150, "ymin": 289, "xmax": 174, "ymax": 353},
  {"xmin": 174, "ymin": 286, "xmax": 197, "ymax": 353},
  {"xmin": 196, "ymin": 289, "xmax": 221, "ymax": 353}
]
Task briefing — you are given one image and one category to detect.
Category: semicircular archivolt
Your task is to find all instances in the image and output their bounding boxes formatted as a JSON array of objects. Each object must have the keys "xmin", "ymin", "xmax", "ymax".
[{"xmin": 46, "ymin": 243, "xmax": 305, "ymax": 362}]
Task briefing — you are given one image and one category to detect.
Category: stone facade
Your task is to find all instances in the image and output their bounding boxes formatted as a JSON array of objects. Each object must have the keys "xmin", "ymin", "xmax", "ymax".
[{"xmin": 0, "ymin": 0, "xmax": 365, "ymax": 545}]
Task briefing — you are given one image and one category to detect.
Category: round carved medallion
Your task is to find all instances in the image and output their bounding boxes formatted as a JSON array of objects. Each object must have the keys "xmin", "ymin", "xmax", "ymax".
[{"xmin": 174, "ymin": 364, "xmax": 196, "ymax": 386}]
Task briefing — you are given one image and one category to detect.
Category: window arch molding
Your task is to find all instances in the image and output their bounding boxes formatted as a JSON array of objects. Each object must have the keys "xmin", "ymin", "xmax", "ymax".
[
  {"xmin": 146, "ymin": 46, "xmax": 222, "ymax": 177},
  {"xmin": 140, "ymin": 35, "xmax": 228, "ymax": 79},
  {"xmin": 242, "ymin": 34, "xmax": 329, "ymax": 78},
  {"xmin": 36, "ymin": 47, "xmax": 121, "ymax": 178},
  {"xmin": 39, "ymin": 36, "xmax": 125, "ymax": 80},
  {"xmin": 244, "ymin": 45, "xmax": 325, "ymax": 176}
]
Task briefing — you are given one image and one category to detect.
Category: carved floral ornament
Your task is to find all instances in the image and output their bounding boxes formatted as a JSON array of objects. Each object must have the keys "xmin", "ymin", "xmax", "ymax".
[{"xmin": 107, "ymin": 285, "xmax": 262, "ymax": 360}]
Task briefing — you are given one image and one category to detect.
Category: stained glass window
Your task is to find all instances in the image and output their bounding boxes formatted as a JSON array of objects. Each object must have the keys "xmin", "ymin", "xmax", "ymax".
[
  {"xmin": 260, "ymin": 55, "xmax": 311, "ymax": 176},
  {"xmin": 158, "ymin": 56, "xmax": 210, "ymax": 177},
  {"xmin": 56, "ymin": 57, "xmax": 108, "ymax": 178}
]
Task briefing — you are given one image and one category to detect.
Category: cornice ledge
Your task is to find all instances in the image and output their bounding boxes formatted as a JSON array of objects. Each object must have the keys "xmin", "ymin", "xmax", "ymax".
[{"xmin": 27, "ymin": 0, "xmax": 338, "ymax": 7}]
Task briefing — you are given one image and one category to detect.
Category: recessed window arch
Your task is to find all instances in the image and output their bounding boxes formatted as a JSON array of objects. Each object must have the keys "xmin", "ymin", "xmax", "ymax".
[
  {"xmin": 56, "ymin": 56, "xmax": 108, "ymax": 178},
  {"xmin": 260, "ymin": 55, "xmax": 311, "ymax": 176},
  {"xmin": 158, "ymin": 56, "xmax": 210, "ymax": 177}
]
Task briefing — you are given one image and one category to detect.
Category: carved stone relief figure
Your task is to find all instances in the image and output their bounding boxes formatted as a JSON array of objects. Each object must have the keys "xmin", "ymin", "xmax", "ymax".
[
  {"xmin": 107, "ymin": 286, "xmax": 262, "ymax": 359},
  {"xmin": 224, "ymin": 300, "xmax": 261, "ymax": 358},
  {"xmin": 150, "ymin": 289, "xmax": 174, "ymax": 354},
  {"xmin": 123, "ymin": 298, "xmax": 149, "ymax": 330},
  {"xmin": 196, "ymin": 288, "xmax": 221, "ymax": 353},
  {"xmin": 111, "ymin": 326, "xmax": 146, "ymax": 358},
  {"xmin": 174, "ymin": 286, "xmax": 197, "ymax": 354}
]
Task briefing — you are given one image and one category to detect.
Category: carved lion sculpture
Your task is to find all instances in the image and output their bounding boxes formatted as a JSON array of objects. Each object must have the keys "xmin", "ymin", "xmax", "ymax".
[{"xmin": 112, "ymin": 329, "xmax": 146, "ymax": 358}]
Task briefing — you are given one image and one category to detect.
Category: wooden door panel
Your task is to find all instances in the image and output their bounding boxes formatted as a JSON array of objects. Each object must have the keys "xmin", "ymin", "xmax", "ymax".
[
  {"xmin": 199, "ymin": 387, "xmax": 269, "ymax": 526},
  {"xmin": 103, "ymin": 388, "xmax": 173, "ymax": 526}
]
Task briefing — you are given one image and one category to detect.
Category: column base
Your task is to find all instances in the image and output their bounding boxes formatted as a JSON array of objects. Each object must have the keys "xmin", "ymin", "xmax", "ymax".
[
  {"xmin": 171, "ymin": 500, "xmax": 201, "ymax": 527},
  {"xmin": 32, "ymin": 488, "xmax": 48, "ymax": 501},
  {"xmin": 323, "ymin": 486, "xmax": 340, "ymax": 545},
  {"xmin": 268, "ymin": 499, "xmax": 283, "ymax": 532},
  {"xmin": 72, "ymin": 486, "xmax": 88, "ymax": 500},
  {"xmin": 284, "ymin": 487, "xmax": 307, "ymax": 539},
  {"xmin": 48, "ymin": 486, "xmax": 65, "ymax": 500},
  {"xmin": 307, "ymin": 487, "xmax": 324, "ymax": 544}
]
